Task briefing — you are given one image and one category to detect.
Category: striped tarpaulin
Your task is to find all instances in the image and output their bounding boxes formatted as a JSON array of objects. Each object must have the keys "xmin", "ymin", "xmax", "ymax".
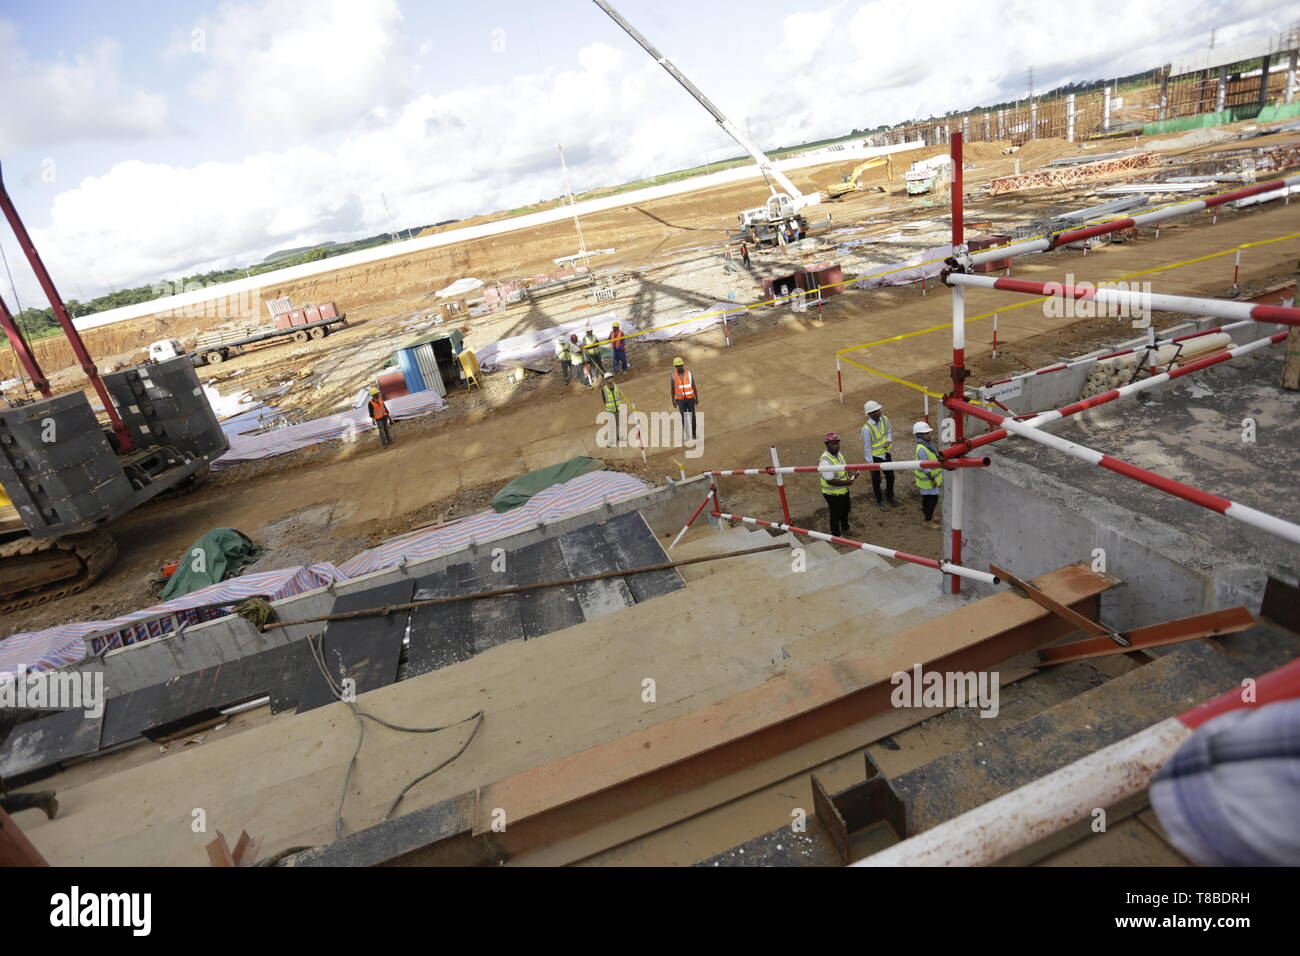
[
  {"xmin": 0, "ymin": 471, "xmax": 653, "ymax": 677},
  {"xmin": 212, "ymin": 390, "xmax": 448, "ymax": 470},
  {"xmin": 337, "ymin": 470, "xmax": 652, "ymax": 577},
  {"xmin": 0, "ymin": 564, "xmax": 345, "ymax": 680}
]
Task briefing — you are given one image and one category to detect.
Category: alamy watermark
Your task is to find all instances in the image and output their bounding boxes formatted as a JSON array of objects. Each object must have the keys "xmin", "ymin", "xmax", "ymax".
[
  {"xmin": 0, "ymin": 664, "xmax": 104, "ymax": 719},
  {"xmin": 594, "ymin": 409, "xmax": 704, "ymax": 458},
  {"xmin": 150, "ymin": 278, "xmax": 262, "ymax": 321},
  {"xmin": 890, "ymin": 664, "xmax": 999, "ymax": 718},
  {"xmin": 1042, "ymin": 274, "xmax": 1153, "ymax": 326}
]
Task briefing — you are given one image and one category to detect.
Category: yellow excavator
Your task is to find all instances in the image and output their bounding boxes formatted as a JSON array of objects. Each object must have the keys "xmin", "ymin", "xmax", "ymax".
[
  {"xmin": 0, "ymin": 163, "xmax": 228, "ymax": 615},
  {"xmin": 825, "ymin": 155, "xmax": 894, "ymax": 200}
]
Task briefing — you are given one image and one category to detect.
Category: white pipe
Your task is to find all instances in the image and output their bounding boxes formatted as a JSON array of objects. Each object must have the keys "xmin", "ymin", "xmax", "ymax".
[
  {"xmin": 951, "ymin": 284, "xmax": 966, "ymax": 353},
  {"xmin": 854, "ymin": 718, "xmax": 1191, "ymax": 866},
  {"xmin": 1234, "ymin": 184, "xmax": 1299, "ymax": 208}
]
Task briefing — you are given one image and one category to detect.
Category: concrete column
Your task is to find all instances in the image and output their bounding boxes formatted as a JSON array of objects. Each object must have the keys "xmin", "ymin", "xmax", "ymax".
[
  {"xmin": 1217, "ymin": 66, "xmax": 1227, "ymax": 111},
  {"xmin": 1288, "ymin": 51, "xmax": 1298, "ymax": 102},
  {"xmin": 1103, "ymin": 86, "xmax": 1111, "ymax": 130},
  {"xmin": 1259, "ymin": 55, "xmax": 1273, "ymax": 106},
  {"xmin": 1030, "ymin": 99, "xmax": 1038, "ymax": 138},
  {"xmin": 984, "ymin": 112, "xmax": 990, "ymax": 140},
  {"xmin": 1066, "ymin": 93, "xmax": 1076, "ymax": 141},
  {"xmin": 1158, "ymin": 67, "xmax": 1169, "ymax": 120}
]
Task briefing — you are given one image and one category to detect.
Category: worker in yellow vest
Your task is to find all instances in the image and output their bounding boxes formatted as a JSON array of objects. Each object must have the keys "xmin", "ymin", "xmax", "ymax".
[
  {"xmin": 599, "ymin": 372, "xmax": 627, "ymax": 442},
  {"xmin": 861, "ymin": 399, "xmax": 896, "ymax": 512},
  {"xmin": 819, "ymin": 432, "xmax": 856, "ymax": 536},
  {"xmin": 913, "ymin": 421, "xmax": 943, "ymax": 529},
  {"xmin": 669, "ymin": 357, "xmax": 700, "ymax": 440}
]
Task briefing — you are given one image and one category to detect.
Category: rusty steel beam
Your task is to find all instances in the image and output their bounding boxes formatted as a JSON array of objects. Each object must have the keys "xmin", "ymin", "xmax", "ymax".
[
  {"xmin": 0, "ymin": 805, "xmax": 48, "ymax": 866},
  {"xmin": 992, "ymin": 563, "xmax": 1130, "ymax": 647},
  {"xmin": 1036, "ymin": 606, "xmax": 1256, "ymax": 667},
  {"xmin": 328, "ymin": 565, "xmax": 1110, "ymax": 867}
]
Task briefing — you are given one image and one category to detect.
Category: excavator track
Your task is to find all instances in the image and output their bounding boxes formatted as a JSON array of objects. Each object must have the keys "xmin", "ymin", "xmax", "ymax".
[{"xmin": 0, "ymin": 531, "xmax": 118, "ymax": 617}]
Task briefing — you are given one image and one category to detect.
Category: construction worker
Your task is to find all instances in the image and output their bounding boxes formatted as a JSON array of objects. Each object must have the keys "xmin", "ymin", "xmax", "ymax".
[
  {"xmin": 569, "ymin": 333, "xmax": 590, "ymax": 387},
  {"xmin": 582, "ymin": 329, "xmax": 606, "ymax": 375},
  {"xmin": 599, "ymin": 372, "xmax": 627, "ymax": 442},
  {"xmin": 861, "ymin": 400, "xmax": 897, "ymax": 511},
  {"xmin": 913, "ymin": 421, "xmax": 943, "ymax": 529},
  {"xmin": 670, "ymin": 357, "xmax": 700, "ymax": 441},
  {"xmin": 556, "ymin": 336, "xmax": 573, "ymax": 384},
  {"xmin": 819, "ymin": 432, "xmax": 855, "ymax": 536},
  {"xmin": 367, "ymin": 387, "xmax": 393, "ymax": 447},
  {"xmin": 740, "ymin": 242, "xmax": 751, "ymax": 268},
  {"xmin": 610, "ymin": 320, "xmax": 629, "ymax": 372}
]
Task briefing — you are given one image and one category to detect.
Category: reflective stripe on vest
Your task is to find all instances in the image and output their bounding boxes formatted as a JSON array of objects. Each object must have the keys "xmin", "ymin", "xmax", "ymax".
[
  {"xmin": 865, "ymin": 415, "xmax": 890, "ymax": 457},
  {"xmin": 369, "ymin": 397, "xmax": 388, "ymax": 419},
  {"xmin": 673, "ymin": 370, "xmax": 696, "ymax": 400},
  {"xmin": 914, "ymin": 442, "xmax": 943, "ymax": 490},
  {"xmin": 819, "ymin": 451, "xmax": 848, "ymax": 495},
  {"xmin": 602, "ymin": 384, "xmax": 624, "ymax": 413}
]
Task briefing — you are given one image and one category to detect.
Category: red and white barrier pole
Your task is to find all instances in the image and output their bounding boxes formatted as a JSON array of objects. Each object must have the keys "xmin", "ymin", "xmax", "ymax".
[
  {"xmin": 991, "ymin": 313, "xmax": 999, "ymax": 355},
  {"xmin": 947, "ymin": 330, "xmax": 1288, "ymax": 460},
  {"xmin": 962, "ymin": 175, "xmax": 1300, "ymax": 268},
  {"xmin": 923, "ymin": 393, "xmax": 930, "ymax": 425},
  {"xmin": 944, "ymin": 272, "xmax": 1300, "ymax": 327},
  {"xmin": 836, "ymin": 355, "xmax": 844, "ymax": 404},
  {"xmin": 706, "ymin": 457, "xmax": 991, "ymax": 477},
  {"xmin": 711, "ymin": 510, "xmax": 1000, "ymax": 585},
  {"xmin": 669, "ymin": 483, "xmax": 718, "ymax": 551},
  {"xmin": 722, "ymin": 312, "xmax": 731, "ymax": 347},
  {"xmin": 949, "ymin": 131, "xmax": 965, "ymax": 596},
  {"xmin": 857, "ymin": 655, "xmax": 1300, "ymax": 867},
  {"xmin": 1232, "ymin": 248, "xmax": 1241, "ymax": 292},
  {"xmin": 771, "ymin": 445, "xmax": 792, "ymax": 525},
  {"xmin": 946, "ymin": 396, "xmax": 1300, "ymax": 546}
]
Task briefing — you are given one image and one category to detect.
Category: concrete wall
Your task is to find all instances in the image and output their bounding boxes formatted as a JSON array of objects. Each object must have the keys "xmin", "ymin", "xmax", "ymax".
[{"xmin": 70, "ymin": 475, "xmax": 709, "ymax": 696}]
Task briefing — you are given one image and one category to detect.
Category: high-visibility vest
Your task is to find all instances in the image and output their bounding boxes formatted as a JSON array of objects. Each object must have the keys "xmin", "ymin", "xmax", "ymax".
[
  {"xmin": 582, "ymin": 336, "xmax": 600, "ymax": 358},
  {"xmin": 819, "ymin": 451, "xmax": 849, "ymax": 495},
  {"xmin": 557, "ymin": 341, "xmax": 571, "ymax": 360},
  {"xmin": 610, "ymin": 329, "xmax": 625, "ymax": 350},
  {"xmin": 672, "ymin": 370, "xmax": 696, "ymax": 400},
  {"xmin": 601, "ymin": 383, "xmax": 625, "ymax": 413},
  {"xmin": 368, "ymin": 396, "xmax": 389, "ymax": 420},
  {"xmin": 864, "ymin": 415, "xmax": 891, "ymax": 457},
  {"xmin": 914, "ymin": 441, "xmax": 944, "ymax": 490}
]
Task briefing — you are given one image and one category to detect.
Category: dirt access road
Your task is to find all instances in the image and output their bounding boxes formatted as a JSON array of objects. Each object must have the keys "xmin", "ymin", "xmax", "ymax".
[{"xmin": 6, "ymin": 198, "xmax": 1296, "ymax": 638}]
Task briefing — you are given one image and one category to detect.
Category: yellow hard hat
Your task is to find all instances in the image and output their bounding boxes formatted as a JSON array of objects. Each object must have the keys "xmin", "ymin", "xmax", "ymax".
[
  {"xmin": 673, "ymin": 357, "xmax": 684, "ymax": 366},
  {"xmin": 370, "ymin": 387, "xmax": 380, "ymax": 395},
  {"xmin": 612, "ymin": 320, "xmax": 620, "ymax": 327}
]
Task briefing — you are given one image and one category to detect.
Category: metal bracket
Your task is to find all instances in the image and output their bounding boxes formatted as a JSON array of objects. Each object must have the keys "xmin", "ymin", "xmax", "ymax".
[{"xmin": 811, "ymin": 751, "xmax": 908, "ymax": 865}]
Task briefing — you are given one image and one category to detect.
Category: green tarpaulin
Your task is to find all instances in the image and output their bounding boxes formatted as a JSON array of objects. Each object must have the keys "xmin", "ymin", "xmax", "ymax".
[
  {"xmin": 160, "ymin": 528, "xmax": 264, "ymax": 601},
  {"xmin": 490, "ymin": 457, "xmax": 604, "ymax": 513}
]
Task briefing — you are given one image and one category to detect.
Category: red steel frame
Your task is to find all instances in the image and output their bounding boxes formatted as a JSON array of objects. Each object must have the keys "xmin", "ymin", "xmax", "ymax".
[
  {"xmin": 0, "ymin": 292, "xmax": 51, "ymax": 397},
  {"xmin": 948, "ymin": 131, "xmax": 967, "ymax": 594},
  {"xmin": 0, "ymin": 164, "xmax": 133, "ymax": 450}
]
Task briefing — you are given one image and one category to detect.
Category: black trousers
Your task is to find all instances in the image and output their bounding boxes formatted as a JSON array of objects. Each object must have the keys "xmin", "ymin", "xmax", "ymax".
[
  {"xmin": 375, "ymin": 417, "xmax": 392, "ymax": 446},
  {"xmin": 560, "ymin": 358, "xmax": 571, "ymax": 383},
  {"xmin": 870, "ymin": 454, "xmax": 895, "ymax": 502},
  {"xmin": 824, "ymin": 492, "xmax": 852, "ymax": 537},
  {"xmin": 921, "ymin": 494, "xmax": 938, "ymax": 521},
  {"xmin": 676, "ymin": 399, "xmax": 698, "ymax": 439}
]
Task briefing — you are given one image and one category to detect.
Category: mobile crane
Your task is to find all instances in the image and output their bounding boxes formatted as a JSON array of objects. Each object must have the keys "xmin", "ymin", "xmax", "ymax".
[
  {"xmin": 0, "ymin": 164, "xmax": 229, "ymax": 613},
  {"xmin": 593, "ymin": 1, "xmax": 821, "ymax": 245}
]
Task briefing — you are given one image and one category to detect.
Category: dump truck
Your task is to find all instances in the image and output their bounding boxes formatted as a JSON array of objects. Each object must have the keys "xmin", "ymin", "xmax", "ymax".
[
  {"xmin": 0, "ymin": 164, "xmax": 230, "ymax": 613},
  {"xmin": 187, "ymin": 302, "xmax": 347, "ymax": 366}
]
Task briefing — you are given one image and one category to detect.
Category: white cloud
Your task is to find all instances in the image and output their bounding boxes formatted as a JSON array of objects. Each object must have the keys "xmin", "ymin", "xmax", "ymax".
[
  {"xmin": 189, "ymin": 0, "xmax": 411, "ymax": 138},
  {"xmin": 0, "ymin": 21, "xmax": 169, "ymax": 149}
]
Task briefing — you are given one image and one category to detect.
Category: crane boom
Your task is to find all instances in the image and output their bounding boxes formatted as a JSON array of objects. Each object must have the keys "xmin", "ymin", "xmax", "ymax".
[{"xmin": 593, "ymin": 0, "xmax": 804, "ymax": 202}]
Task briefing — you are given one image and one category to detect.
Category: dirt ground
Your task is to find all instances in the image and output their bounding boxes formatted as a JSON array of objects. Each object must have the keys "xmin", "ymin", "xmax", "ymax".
[{"xmin": 3, "ymin": 126, "xmax": 1299, "ymax": 638}]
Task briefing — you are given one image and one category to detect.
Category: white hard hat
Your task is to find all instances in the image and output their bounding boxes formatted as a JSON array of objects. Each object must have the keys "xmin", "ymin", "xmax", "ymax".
[
  {"xmin": 603, "ymin": 371, "xmax": 613, "ymax": 379},
  {"xmin": 912, "ymin": 421, "xmax": 932, "ymax": 435},
  {"xmin": 863, "ymin": 400, "xmax": 882, "ymax": 414}
]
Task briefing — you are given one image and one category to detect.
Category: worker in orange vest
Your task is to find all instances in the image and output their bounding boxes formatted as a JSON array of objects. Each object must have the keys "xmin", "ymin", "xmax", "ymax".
[
  {"xmin": 367, "ymin": 387, "xmax": 393, "ymax": 447},
  {"xmin": 669, "ymin": 357, "xmax": 700, "ymax": 441}
]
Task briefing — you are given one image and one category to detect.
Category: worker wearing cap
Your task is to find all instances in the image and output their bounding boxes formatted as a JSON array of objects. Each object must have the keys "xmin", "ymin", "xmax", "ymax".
[
  {"xmin": 819, "ymin": 432, "xmax": 856, "ymax": 537},
  {"xmin": 861, "ymin": 400, "xmax": 897, "ymax": 512},
  {"xmin": 569, "ymin": 333, "xmax": 590, "ymax": 387},
  {"xmin": 669, "ymin": 357, "xmax": 700, "ymax": 441},
  {"xmin": 610, "ymin": 320, "xmax": 629, "ymax": 372},
  {"xmin": 913, "ymin": 421, "xmax": 943, "ymax": 529},
  {"xmin": 367, "ymin": 387, "xmax": 393, "ymax": 448},
  {"xmin": 599, "ymin": 372, "xmax": 628, "ymax": 442},
  {"xmin": 556, "ymin": 336, "xmax": 573, "ymax": 385}
]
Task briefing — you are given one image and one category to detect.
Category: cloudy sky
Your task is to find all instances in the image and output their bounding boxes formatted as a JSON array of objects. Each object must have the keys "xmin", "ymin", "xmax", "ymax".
[{"xmin": 0, "ymin": 0, "xmax": 1294, "ymax": 305}]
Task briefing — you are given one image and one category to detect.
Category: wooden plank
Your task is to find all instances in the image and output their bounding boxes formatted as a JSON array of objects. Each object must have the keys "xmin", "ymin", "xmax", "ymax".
[
  {"xmin": 474, "ymin": 564, "xmax": 1110, "ymax": 843},
  {"xmin": 295, "ymin": 579, "xmax": 413, "ymax": 713},
  {"xmin": 1037, "ymin": 606, "xmax": 1256, "ymax": 666}
]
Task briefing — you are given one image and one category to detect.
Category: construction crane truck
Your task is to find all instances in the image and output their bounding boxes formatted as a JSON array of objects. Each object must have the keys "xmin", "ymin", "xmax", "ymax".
[
  {"xmin": 0, "ymin": 164, "xmax": 229, "ymax": 614},
  {"xmin": 594, "ymin": 0, "xmax": 821, "ymax": 245}
]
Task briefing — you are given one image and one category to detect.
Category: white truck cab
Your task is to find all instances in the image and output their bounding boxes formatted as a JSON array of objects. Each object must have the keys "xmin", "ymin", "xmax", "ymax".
[{"xmin": 148, "ymin": 338, "xmax": 184, "ymax": 361}]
